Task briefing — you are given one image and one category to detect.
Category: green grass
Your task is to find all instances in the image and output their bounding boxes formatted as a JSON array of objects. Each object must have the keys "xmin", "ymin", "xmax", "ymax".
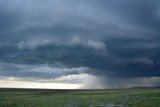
[{"xmin": 0, "ymin": 88, "xmax": 159, "ymax": 107}]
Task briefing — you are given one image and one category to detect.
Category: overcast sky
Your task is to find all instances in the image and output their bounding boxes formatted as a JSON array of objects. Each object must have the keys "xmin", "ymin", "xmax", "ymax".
[{"xmin": 0, "ymin": 0, "xmax": 160, "ymax": 89}]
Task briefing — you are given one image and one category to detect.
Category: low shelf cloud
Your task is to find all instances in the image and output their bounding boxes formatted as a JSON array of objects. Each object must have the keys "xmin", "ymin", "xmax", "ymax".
[{"xmin": 0, "ymin": 0, "xmax": 160, "ymax": 89}]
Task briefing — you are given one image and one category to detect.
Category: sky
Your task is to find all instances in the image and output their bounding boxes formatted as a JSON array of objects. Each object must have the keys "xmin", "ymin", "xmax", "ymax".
[{"xmin": 0, "ymin": 0, "xmax": 160, "ymax": 89}]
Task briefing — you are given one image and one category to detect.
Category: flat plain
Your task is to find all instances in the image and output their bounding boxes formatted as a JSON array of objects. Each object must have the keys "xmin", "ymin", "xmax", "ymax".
[{"xmin": 0, "ymin": 88, "xmax": 159, "ymax": 107}]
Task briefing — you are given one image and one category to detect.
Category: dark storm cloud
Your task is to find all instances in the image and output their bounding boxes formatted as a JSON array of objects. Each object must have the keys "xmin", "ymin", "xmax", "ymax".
[
  {"xmin": 0, "ymin": 62, "xmax": 90, "ymax": 79},
  {"xmin": 86, "ymin": 0, "xmax": 160, "ymax": 31},
  {"xmin": 0, "ymin": 0, "xmax": 160, "ymax": 80}
]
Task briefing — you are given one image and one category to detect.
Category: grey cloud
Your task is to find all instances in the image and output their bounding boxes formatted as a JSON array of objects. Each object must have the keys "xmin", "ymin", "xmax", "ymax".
[
  {"xmin": 0, "ymin": 0, "xmax": 132, "ymax": 42},
  {"xmin": 87, "ymin": 39, "xmax": 106, "ymax": 50},
  {"xmin": 0, "ymin": 40, "xmax": 160, "ymax": 78},
  {"xmin": 86, "ymin": 0, "xmax": 160, "ymax": 31},
  {"xmin": 70, "ymin": 37, "xmax": 82, "ymax": 46},
  {"xmin": 17, "ymin": 39, "xmax": 51, "ymax": 50},
  {"xmin": 0, "ymin": 0, "xmax": 160, "ymax": 88},
  {"xmin": 70, "ymin": 37, "xmax": 106, "ymax": 50},
  {"xmin": 82, "ymin": 76, "xmax": 160, "ymax": 89},
  {"xmin": 0, "ymin": 62, "xmax": 90, "ymax": 78},
  {"xmin": 0, "ymin": 74, "xmax": 88, "ymax": 84}
]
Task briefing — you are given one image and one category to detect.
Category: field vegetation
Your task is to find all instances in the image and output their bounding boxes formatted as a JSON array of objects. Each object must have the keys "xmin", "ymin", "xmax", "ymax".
[{"xmin": 0, "ymin": 88, "xmax": 159, "ymax": 107}]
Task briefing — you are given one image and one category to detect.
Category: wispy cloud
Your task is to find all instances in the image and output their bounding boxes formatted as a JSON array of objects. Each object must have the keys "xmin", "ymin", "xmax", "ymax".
[
  {"xmin": 70, "ymin": 37, "xmax": 106, "ymax": 50},
  {"xmin": 17, "ymin": 39, "xmax": 51, "ymax": 50}
]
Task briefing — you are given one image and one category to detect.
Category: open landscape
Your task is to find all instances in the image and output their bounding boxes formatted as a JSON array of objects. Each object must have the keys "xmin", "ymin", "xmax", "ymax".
[
  {"xmin": 0, "ymin": 88, "xmax": 159, "ymax": 107},
  {"xmin": 0, "ymin": 0, "xmax": 160, "ymax": 107}
]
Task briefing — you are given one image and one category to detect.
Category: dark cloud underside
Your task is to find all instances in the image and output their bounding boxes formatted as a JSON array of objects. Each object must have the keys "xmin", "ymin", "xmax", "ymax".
[{"xmin": 0, "ymin": 0, "xmax": 160, "ymax": 86}]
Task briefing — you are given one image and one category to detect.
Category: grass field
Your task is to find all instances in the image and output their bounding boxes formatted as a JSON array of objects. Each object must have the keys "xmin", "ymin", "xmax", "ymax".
[{"xmin": 0, "ymin": 88, "xmax": 159, "ymax": 107}]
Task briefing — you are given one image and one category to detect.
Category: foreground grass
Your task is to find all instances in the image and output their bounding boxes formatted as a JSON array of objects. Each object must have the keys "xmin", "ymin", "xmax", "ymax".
[{"xmin": 0, "ymin": 88, "xmax": 159, "ymax": 107}]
